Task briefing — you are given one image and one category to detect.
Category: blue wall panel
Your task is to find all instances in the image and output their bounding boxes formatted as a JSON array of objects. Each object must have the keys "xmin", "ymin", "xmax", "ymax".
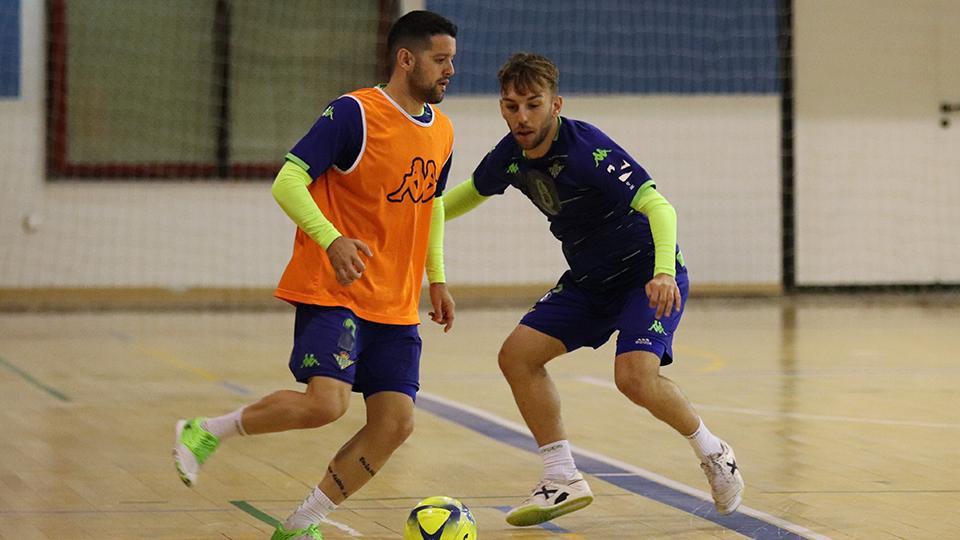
[
  {"xmin": 426, "ymin": 0, "xmax": 779, "ymax": 95},
  {"xmin": 0, "ymin": 0, "xmax": 20, "ymax": 97}
]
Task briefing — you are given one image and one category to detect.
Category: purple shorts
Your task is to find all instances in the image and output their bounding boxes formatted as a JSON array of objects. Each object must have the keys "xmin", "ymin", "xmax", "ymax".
[
  {"xmin": 288, "ymin": 304, "xmax": 421, "ymax": 400},
  {"xmin": 519, "ymin": 271, "xmax": 690, "ymax": 365}
]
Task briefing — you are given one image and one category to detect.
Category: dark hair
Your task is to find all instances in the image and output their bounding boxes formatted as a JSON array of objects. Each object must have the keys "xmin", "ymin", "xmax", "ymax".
[
  {"xmin": 386, "ymin": 10, "xmax": 458, "ymax": 73},
  {"xmin": 498, "ymin": 53, "xmax": 560, "ymax": 95}
]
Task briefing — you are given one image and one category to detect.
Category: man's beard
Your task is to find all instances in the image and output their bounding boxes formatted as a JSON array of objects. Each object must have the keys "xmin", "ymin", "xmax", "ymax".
[
  {"xmin": 412, "ymin": 68, "xmax": 445, "ymax": 104},
  {"xmin": 517, "ymin": 120, "xmax": 552, "ymax": 150}
]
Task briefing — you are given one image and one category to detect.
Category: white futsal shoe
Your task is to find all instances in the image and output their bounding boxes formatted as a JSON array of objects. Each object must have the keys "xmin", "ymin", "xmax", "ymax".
[
  {"xmin": 700, "ymin": 440, "xmax": 744, "ymax": 514},
  {"xmin": 505, "ymin": 475, "xmax": 594, "ymax": 526}
]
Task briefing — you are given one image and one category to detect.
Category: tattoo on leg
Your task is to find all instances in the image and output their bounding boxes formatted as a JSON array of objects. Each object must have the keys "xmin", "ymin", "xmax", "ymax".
[
  {"xmin": 359, "ymin": 456, "xmax": 377, "ymax": 477},
  {"xmin": 328, "ymin": 465, "xmax": 349, "ymax": 498}
]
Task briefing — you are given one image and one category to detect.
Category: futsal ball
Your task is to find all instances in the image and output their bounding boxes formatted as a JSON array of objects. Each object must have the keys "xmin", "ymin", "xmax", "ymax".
[{"xmin": 403, "ymin": 496, "xmax": 477, "ymax": 540}]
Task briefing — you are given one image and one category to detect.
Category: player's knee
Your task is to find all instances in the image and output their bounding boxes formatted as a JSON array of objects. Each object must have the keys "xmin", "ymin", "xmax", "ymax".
[
  {"xmin": 371, "ymin": 412, "xmax": 415, "ymax": 448},
  {"xmin": 615, "ymin": 370, "xmax": 658, "ymax": 407},
  {"xmin": 299, "ymin": 395, "xmax": 349, "ymax": 428},
  {"xmin": 498, "ymin": 343, "xmax": 533, "ymax": 379}
]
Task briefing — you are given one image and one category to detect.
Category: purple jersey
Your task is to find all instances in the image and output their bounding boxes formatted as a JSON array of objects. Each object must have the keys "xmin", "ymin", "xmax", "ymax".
[{"xmin": 472, "ymin": 117, "xmax": 683, "ymax": 292}]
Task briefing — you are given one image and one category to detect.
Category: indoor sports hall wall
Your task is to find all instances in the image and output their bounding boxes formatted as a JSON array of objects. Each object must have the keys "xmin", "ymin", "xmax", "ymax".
[{"xmin": 0, "ymin": 1, "xmax": 957, "ymax": 303}]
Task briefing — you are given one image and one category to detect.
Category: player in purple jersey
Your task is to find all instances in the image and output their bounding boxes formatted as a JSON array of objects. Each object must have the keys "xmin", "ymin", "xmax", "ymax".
[{"xmin": 443, "ymin": 53, "xmax": 744, "ymax": 526}]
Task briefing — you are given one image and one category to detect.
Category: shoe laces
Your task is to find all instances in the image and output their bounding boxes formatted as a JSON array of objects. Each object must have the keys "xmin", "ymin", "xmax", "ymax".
[
  {"xmin": 701, "ymin": 451, "xmax": 735, "ymax": 486},
  {"xmin": 519, "ymin": 478, "xmax": 553, "ymax": 505}
]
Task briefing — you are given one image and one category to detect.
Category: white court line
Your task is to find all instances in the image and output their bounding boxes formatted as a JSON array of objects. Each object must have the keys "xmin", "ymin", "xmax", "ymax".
[
  {"xmin": 576, "ymin": 375, "xmax": 960, "ymax": 429},
  {"xmin": 419, "ymin": 391, "xmax": 831, "ymax": 540},
  {"xmin": 320, "ymin": 516, "xmax": 363, "ymax": 537}
]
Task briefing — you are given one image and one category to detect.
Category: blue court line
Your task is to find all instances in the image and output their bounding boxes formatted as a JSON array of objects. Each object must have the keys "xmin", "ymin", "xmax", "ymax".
[
  {"xmin": 417, "ymin": 393, "xmax": 817, "ymax": 540},
  {"xmin": 220, "ymin": 381, "xmax": 253, "ymax": 395},
  {"xmin": 0, "ymin": 355, "xmax": 70, "ymax": 402}
]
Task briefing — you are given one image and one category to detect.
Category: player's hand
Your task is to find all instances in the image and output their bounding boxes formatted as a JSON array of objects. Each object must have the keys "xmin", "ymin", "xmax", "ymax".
[
  {"xmin": 428, "ymin": 282, "xmax": 455, "ymax": 332},
  {"xmin": 325, "ymin": 237, "xmax": 373, "ymax": 286},
  {"xmin": 645, "ymin": 273, "xmax": 682, "ymax": 319}
]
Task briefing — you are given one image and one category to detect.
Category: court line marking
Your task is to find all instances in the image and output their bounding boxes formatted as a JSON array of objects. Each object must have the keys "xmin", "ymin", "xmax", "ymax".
[
  {"xmin": 231, "ymin": 500, "xmax": 363, "ymax": 537},
  {"xmin": 418, "ymin": 391, "xmax": 829, "ymax": 540},
  {"xmin": 673, "ymin": 344, "xmax": 727, "ymax": 373},
  {"xmin": 230, "ymin": 500, "xmax": 279, "ymax": 527},
  {"xmin": 577, "ymin": 375, "xmax": 960, "ymax": 429},
  {"xmin": 0, "ymin": 355, "xmax": 70, "ymax": 402},
  {"xmin": 139, "ymin": 346, "xmax": 252, "ymax": 396}
]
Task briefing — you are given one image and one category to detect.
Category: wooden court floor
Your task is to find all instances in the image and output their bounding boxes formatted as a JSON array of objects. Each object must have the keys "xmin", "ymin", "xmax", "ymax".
[{"xmin": 1, "ymin": 296, "xmax": 958, "ymax": 539}]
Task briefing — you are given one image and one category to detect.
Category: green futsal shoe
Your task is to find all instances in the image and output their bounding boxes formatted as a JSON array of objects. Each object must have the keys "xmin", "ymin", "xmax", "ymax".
[
  {"xmin": 173, "ymin": 417, "xmax": 219, "ymax": 487},
  {"xmin": 271, "ymin": 523, "xmax": 324, "ymax": 539}
]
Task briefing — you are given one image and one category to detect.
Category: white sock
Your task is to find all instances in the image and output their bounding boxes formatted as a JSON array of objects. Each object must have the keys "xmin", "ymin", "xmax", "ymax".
[
  {"xmin": 284, "ymin": 486, "xmax": 337, "ymax": 530},
  {"xmin": 201, "ymin": 407, "xmax": 247, "ymax": 440},
  {"xmin": 540, "ymin": 440, "xmax": 580, "ymax": 482},
  {"xmin": 685, "ymin": 418, "xmax": 723, "ymax": 462}
]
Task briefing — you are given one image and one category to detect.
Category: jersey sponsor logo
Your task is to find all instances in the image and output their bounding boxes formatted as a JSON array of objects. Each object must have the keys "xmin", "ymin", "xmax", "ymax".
[
  {"xmin": 387, "ymin": 157, "xmax": 438, "ymax": 203},
  {"xmin": 321, "ymin": 105, "xmax": 334, "ymax": 120},
  {"xmin": 592, "ymin": 148, "xmax": 612, "ymax": 167}
]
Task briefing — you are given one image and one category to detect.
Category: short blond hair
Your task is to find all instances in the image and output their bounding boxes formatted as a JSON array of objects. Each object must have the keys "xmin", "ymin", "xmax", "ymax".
[{"xmin": 497, "ymin": 53, "xmax": 559, "ymax": 95}]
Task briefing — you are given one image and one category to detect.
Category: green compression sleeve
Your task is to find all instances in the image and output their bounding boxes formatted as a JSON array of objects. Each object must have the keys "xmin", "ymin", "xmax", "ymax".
[
  {"xmin": 630, "ymin": 180, "xmax": 678, "ymax": 277},
  {"xmin": 426, "ymin": 197, "xmax": 446, "ymax": 283},
  {"xmin": 443, "ymin": 177, "xmax": 490, "ymax": 220},
  {"xmin": 271, "ymin": 160, "xmax": 342, "ymax": 250}
]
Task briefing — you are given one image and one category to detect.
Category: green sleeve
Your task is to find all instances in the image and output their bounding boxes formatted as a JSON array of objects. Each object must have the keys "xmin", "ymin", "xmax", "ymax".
[
  {"xmin": 630, "ymin": 180, "xmax": 678, "ymax": 277},
  {"xmin": 443, "ymin": 177, "xmax": 490, "ymax": 221},
  {"xmin": 425, "ymin": 197, "xmax": 446, "ymax": 283},
  {"xmin": 271, "ymin": 160, "xmax": 342, "ymax": 250}
]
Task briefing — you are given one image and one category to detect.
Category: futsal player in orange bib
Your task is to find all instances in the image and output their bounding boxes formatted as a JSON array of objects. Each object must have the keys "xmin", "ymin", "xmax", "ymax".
[{"xmin": 172, "ymin": 11, "xmax": 458, "ymax": 540}]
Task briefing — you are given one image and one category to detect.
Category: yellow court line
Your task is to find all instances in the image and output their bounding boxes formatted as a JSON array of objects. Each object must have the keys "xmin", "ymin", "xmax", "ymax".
[
  {"xmin": 672, "ymin": 344, "xmax": 726, "ymax": 373},
  {"xmin": 140, "ymin": 346, "xmax": 222, "ymax": 383}
]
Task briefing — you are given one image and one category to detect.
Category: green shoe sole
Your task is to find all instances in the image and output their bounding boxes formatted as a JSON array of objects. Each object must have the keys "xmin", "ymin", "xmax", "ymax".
[{"xmin": 506, "ymin": 495, "xmax": 594, "ymax": 527}]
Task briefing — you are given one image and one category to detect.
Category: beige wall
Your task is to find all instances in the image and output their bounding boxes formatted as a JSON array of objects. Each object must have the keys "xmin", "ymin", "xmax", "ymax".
[{"xmin": 795, "ymin": 0, "xmax": 960, "ymax": 283}]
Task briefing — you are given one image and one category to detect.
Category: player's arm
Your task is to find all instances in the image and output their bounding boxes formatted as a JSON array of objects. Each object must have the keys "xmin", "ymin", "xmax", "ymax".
[
  {"xmin": 427, "ymin": 156, "xmax": 455, "ymax": 332},
  {"xmin": 442, "ymin": 177, "xmax": 490, "ymax": 220},
  {"xmin": 426, "ymin": 196, "xmax": 455, "ymax": 332},
  {"xmin": 271, "ymin": 161, "xmax": 341, "ymax": 249},
  {"xmin": 630, "ymin": 180, "xmax": 677, "ymax": 278},
  {"xmin": 278, "ymin": 97, "xmax": 372, "ymax": 286},
  {"xmin": 630, "ymin": 181, "xmax": 681, "ymax": 318},
  {"xmin": 444, "ymin": 138, "xmax": 514, "ymax": 221},
  {"xmin": 271, "ymin": 161, "xmax": 372, "ymax": 286}
]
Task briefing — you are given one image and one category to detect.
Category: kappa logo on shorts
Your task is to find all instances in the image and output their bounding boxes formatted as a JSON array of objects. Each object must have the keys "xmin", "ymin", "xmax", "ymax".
[
  {"xmin": 648, "ymin": 320, "xmax": 667, "ymax": 335},
  {"xmin": 301, "ymin": 353, "xmax": 318, "ymax": 368},
  {"xmin": 332, "ymin": 350, "xmax": 355, "ymax": 370},
  {"xmin": 387, "ymin": 157, "xmax": 438, "ymax": 203}
]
